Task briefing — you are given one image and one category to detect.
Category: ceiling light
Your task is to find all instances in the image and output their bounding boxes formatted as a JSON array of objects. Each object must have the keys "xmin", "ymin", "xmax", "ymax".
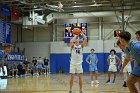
[
  {"xmin": 34, "ymin": 5, "xmax": 37, "ymax": 8},
  {"xmin": 72, "ymin": 5, "xmax": 83, "ymax": 8},
  {"xmin": 33, "ymin": 8, "xmax": 44, "ymax": 10}
]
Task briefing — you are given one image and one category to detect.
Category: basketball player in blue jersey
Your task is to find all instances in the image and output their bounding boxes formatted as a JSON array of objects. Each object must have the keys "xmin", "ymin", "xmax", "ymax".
[
  {"xmin": 119, "ymin": 31, "xmax": 140, "ymax": 93},
  {"xmin": 106, "ymin": 49, "xmax": 121, "ymax": 84},
  {"xmin": 0, "ymin": 44, "xmax": 12, "ymax": 76},
  {"xmin": 135, "ymin": 31, "xmax": 140, "ymax": 41},
  {"xmin": 68, "ymin": 30, "xmax": 87, "ymax": 93},
  {"xmin": 135, "ymin": 31, "xmax": 140, "ymax": 90},
  {"xmin": 86, "ymin": 49, "xmax": 99, "ymax": 86},
  {"xmin": 117, "ymin": 40, "xmax": 132, "ymax": 87}
]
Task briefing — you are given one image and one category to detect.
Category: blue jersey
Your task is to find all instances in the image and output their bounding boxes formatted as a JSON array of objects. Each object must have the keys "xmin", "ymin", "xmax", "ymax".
[
  {"xmin": 0, "ymin": 51, "xmax": 7, "ymax": 62},
  {"xmin": 0, "ymin": 51, "xmax": 7, "ymax": 67},
  {"xmin": 86, "ymin": 54, "xmax": 98, "ymax": 66},
  {"xmin": 38, "ymin": 60, "xmax": 43, "ymax": 68},
  {"xmin": 0, "ymin": 51, "xmax": 4, "ymax": 62},
  {"xmin": 32, "ymin": 60, "xmax": 37, "ymax": 63},
  {"xmin": 125, "ymin": 41, "xmax": 140, "ymax": 65},
  {"xmin": 44, "ymin": 59, "xmax": 49, "ymax": 66}
]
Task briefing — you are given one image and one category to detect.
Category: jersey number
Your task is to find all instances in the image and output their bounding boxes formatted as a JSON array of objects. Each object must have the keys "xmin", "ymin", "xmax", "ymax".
[
  {"xmin": 110, "ymin": 58, "xmax": 114, "ymax": 62},
  {"xmin": 76, "ymin": 49, "xmax": 80, "ymax": 54}
]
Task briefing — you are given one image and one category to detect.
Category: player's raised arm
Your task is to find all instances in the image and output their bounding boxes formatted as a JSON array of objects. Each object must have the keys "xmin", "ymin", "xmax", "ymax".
[
  {"xmin": 81, "ymin": 32, "xmax": 87, "ymax": 48},
  {"xmin": 70, "ymin": 35, "xmax": 78, "ymax": 48}
]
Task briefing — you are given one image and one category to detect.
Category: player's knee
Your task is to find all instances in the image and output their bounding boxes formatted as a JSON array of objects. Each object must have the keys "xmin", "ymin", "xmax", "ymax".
[
  {"xmin": 95, "ymin": 71, "xmax": 98, "ymax": 73},
  {"xmin": 126, "ymin": 78, "xmax": 134, "ymax": 86},
  {"xmin": 114, "ymin": 72, "xmax": 116, "ymax": 74},
  {"xmin": 70, "ymin": 74, "xmax": 74, "ymax": 79},
  {"xmin": 78, "ymin": 73, "xmax": 82, "ymax": 78},
  {"xmin": 78, "ymin": 77, "xmax": 82, "ymax": 81},
  {"xmin": 126, "ymin": 80, "xmax": 131, "ymax": 87}
]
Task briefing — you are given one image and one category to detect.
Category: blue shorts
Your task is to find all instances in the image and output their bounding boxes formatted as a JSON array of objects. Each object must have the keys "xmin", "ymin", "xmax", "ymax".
[
  {"xmin": 131, "ymin": 66, "xmax": 140, "ymax": 77},
  {"xmin": 38, "ymin": 68, "xmax": 42, "ymax": 72},
  {"xmin": 44, "ymin": 65, "xmax": 48, "ymax": 69},
  {"xmin": 38, "ymin": 65, "xmax": 42, "ymax": 69},
  {"xmin": 89, "ymin": 65, "xmax": 98, "ymax": 72}
]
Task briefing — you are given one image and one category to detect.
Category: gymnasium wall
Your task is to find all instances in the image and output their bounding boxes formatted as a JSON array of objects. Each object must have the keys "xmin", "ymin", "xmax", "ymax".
[
  {"xmin": 55, "ymin": 17, "xmax": 138, "ymax": 41},
  {"xmin": 11, "ymin": 17, "xmax": 138, "ymax": 44},
  {"xmin": 16, "ymin": 42, "xmax": 50, "ymax": 61},
  {"xmin": 50, "ymin": 40, "xmax": 121, "ymax": 73},
  {"xmin": 16, "ymin": 39, "xmax": 121, "ymax": 73},
  {"xmin": 14, "ymin": 16, "xmax": 140, "ymax": 73},
  {"xmin": 11, "ymin": 24, "xmax": 53, "ymax": 43}
]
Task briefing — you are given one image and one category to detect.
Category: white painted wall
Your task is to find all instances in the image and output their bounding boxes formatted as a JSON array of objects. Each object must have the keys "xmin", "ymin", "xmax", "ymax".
[
  {"xmin": 33, "ymin": 26, "xmax": 53, "ymax": 42},
  {"xmin": 11, "ymin": 24, "xmax": 19, "ymax": 43},
  {"xmin": 103, "ymin": 39, "xmax": 120, "ymax": 53},
  {"xmin": 22, "ymin": 29, "xmax": 34, "ymax": 42},
  {"xmin": 15, "ymin": 39, "xmax": 119, "ymax": 61},
  {"xmin": 50, "ymin": 40, "xmax": 121, "ymax": 54},
  {"xmin": 16, "ymin": 42, "xmax": 50, "ymax": 61},
  {"xmin": 11, "ymin": 24, "xmax": 53, "ymax": 43}
]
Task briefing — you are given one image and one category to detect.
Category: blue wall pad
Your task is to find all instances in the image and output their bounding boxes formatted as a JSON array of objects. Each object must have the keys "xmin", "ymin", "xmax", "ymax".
[{"xmin": 50, "ymin": 53, "xmax": 124, "ymax": 73}]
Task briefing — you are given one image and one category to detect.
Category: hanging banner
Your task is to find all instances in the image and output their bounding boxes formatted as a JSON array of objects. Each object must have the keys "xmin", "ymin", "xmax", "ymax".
[
  {"xmin": 1, "ymin": 5, "xmax": 10, "ymax": 16},
  {"xmin": 0, "ymin": 19, "xmax": 5, "ymax": 43},
  {"xmin": 0, "ymin": 50, "xmax": 4, "ymax": 60},
  {"xmin": 11, "ymin": 7, "xmax": 21, "ymax": 20},
  {"xmin": 0, "ymin": 19, "xmax": 11, "ymax": 44},
  {"xmin": 5, "ymin": 22, "xmax": 11, "ymax": 44}
]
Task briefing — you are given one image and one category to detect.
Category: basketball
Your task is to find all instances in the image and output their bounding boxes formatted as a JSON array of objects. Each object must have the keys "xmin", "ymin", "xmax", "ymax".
[{"xmin": 72, "ymin": 28, "xmax": 81, "ymax": 35}]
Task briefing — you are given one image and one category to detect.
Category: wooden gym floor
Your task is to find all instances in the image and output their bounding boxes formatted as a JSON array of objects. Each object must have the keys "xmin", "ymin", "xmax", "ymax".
[{"xmin": 0, "ymin": 73, "xmax": 135, "ymax": 93}]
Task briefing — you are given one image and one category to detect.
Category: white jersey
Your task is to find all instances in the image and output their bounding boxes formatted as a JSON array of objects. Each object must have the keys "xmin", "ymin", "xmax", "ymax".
[
  {"xmin": 70, "ymin": 44, "xmax": 83, "ymax": 64},
  {"xmin": 38, "ymin": 59, "xmax": 43, "ymax": 64},
  {"xmin": 109, "ymin": 55, "xmax": 116, "ymax": 65},
  {"xmin": 122, "ymin": 52, "xmax": 131, "ymax": 67}
]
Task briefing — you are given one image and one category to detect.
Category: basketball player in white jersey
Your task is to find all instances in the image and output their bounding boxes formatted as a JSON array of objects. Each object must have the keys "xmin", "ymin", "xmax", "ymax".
[
  {"xmin": 121, "ymin": 50, "xmax": 132, "ymax": 87},
  {"xmin": 68, "ymin": 30, "xmax": 87, "ymax": 93},
  {"xmin": 106, "ymin": 49, "xmax": 121, "ymax": 84},
  {"xmin": 117, "ymin": 40, "xmax": 131, "ymax": 87},
  {"xmin": 0, "ymin": 44, "xmax": 13, "ymax": 76}
]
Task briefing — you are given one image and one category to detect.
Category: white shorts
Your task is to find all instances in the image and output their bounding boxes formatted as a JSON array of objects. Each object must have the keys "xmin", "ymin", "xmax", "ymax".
[
  {"xmin": 70, "ymin": 63, "xmax": 83, "ymax": 74},
  {"xmin": 108, "ymin": 64, "xmax": 117, "ymax": 72},
  {"xmin": 0, "ymin": 66, "xmax": 7, "ymax": 76},
  {"xmin": 123, "ymin": 65, "xmax": 132, "ymax": 73}
]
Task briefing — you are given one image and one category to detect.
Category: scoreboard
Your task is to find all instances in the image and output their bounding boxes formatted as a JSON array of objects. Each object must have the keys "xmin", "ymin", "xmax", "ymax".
[{"xmin": 64, "ymin": 23, "xmax": 88, "ymax": 43}]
